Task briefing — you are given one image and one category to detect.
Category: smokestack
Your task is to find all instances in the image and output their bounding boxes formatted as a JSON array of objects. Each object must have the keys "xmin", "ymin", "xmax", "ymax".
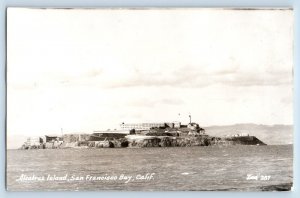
[{"xmin": 189, "ymin": 114, "xmax": 191, "ymax": 124}]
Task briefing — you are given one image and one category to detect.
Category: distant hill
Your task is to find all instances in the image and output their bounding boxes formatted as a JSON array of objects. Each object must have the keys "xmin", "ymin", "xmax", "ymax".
[{"xmin": 204, "ymin": 123, "xmax": 293, "ymax": 145}]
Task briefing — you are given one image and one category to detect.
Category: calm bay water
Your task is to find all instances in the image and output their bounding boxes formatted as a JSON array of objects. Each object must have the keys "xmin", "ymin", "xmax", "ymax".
[{"xmin": 6, "ymin": 145, "xmax": 293, "ymax": 191}]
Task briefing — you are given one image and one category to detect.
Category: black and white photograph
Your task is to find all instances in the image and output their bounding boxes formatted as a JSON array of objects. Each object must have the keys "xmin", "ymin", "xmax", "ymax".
[{"xmin": 6, "ymin": 8, "xmax": 293, "ymax": 191}]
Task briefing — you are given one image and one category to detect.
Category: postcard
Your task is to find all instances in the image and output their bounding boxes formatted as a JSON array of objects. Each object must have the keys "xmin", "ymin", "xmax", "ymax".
[{"xmin": 6, "ymin": 8, "xmax": 293, "ymax": 191}]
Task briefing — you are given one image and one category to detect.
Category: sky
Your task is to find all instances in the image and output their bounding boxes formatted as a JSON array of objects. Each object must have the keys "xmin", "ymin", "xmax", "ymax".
[{"xmin": 7, "ymin": 8, "xmax": 293, "ymax": 138}]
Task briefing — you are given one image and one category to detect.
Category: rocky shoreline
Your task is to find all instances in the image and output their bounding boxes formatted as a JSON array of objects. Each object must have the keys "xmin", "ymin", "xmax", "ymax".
[{"xmin": 20, "ymin": 133, "xmax": 266, "ymax": 150}]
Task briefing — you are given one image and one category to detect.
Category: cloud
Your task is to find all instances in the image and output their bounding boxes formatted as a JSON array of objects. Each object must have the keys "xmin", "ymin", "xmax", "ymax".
[
  {"xmin": 215, "ymin": 71, "xmax": 292, "ymax": 87},
  {"xmin": 281, "ymin": 96, "xmax": 293, "ymax": 104},
  {"xmin": 9, "ymin": 65, "xmax": 292, "ymax": 92},
  {"xmin": 126, "ymin": 97, "xmax": 184, "ymax": 108},
  {"xmin": 161, "ymin": 98, "xmax": 184, "ymax": 105},
  {"xmin": 93, "ymin": 66, "xmax": 292, "ymax": 89},
  {"xmin": 85, "ymin": 68, "xmax": 103, "ymax": 78}
]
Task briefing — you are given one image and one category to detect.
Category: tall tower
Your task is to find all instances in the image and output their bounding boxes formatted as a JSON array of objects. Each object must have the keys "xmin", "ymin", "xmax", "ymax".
[{"xmin": 189, "ymin": 114, "xmax": 191, "ymax": 124}]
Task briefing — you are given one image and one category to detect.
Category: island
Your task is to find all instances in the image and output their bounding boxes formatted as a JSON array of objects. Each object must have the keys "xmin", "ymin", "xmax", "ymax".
[{"xmin": 19, "ymin": 121, "xmax": 266, "ymax": 149}]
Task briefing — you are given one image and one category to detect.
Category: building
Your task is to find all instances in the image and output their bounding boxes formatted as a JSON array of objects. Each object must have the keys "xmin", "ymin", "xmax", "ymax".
[
  {"xmin": 93, "ymin": 130, "xmax": 131, "ymax": 134},
  {"xmin": 173, "ymin": 121, "xmax": 181, "ymax": 128},
  {"xmin": 25, "ymin": 137, "xmax": 43, "ymax": 147},
  {"xmin": 43, "ymin": 135, "xmax": 59, "ymax": 143},
  {"xmin": 120, "ymin": 123, "xmax": 166, "ymax": 130}
]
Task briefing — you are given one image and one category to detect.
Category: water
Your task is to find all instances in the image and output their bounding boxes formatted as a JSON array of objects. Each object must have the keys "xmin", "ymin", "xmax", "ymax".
[{"xmin": 6, "ymin": 145, "xmax": 293, "ymax": 191}]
